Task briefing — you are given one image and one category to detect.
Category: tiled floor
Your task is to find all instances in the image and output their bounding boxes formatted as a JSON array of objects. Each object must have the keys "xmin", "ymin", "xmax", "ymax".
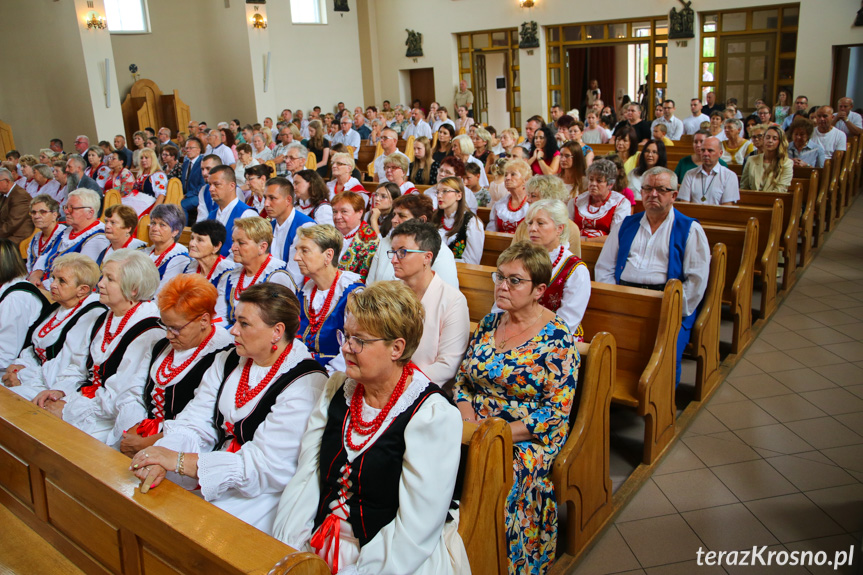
[{"xmin": 572, "ymin": 198, "xmax": 863, "ymax": 575}]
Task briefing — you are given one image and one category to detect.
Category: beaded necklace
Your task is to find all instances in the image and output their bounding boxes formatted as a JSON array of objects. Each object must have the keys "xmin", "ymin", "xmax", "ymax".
[
  {"xmin": 101, "ymin": 302, "xmax": 143, "ymax": 353},
  {"xmin": 37, "ymin": 224, "xmax": 59, "ymax": 254},
  {"xmin": 307, "ymin": 271, "xmax": 341, "ymax": 334},
  {"xmin": 153, "ymin": 243, "xmax": 176, "ymax": 267},
  {"xmin": 346, "ymin": 362, "xmax": 415, "ymax": 451},
  {"xmin": 38, "ymin": 299, "xmax": 85, "ymax": 339},
  {"xmin": 235, "ymin": 343, "xmax": 292, "ymax": 409},
  {"xmin": 68, "ymin": 220, "xmax": 100, "ymax": 241},
  {"xmin": 551, "ymin": 245, "xmax": 565, "ymax": 268},
  {"xmin": 234, "ymin": 255, "xmax": 271, "ymax": 300}
]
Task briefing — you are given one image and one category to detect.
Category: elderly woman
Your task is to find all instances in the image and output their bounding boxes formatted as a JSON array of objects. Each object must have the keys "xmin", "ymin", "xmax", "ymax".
[
  {"xmin": 742, "ymin": 125, "xmax": 794, "ymax": 193},
  {"xmin": 573, "ymin": 158, "xmax": 632, "ymax": 238},
  {"xmin": 0, "ymin": 239, "xmax": 51, "ymax": 374},
  {"xmin": 327, "ymin": 152, "xmax": 366, "ymax": 203},
  {"xmin": 85, "ymin": 146, "xmax": 112, "ymax": 189},
  {"xmin": 721, "ymin": 119, "xmax": 754, "ymax": 165},
  {"xmin": 32, "ymin": 164, "xmax": 63, "ymax": 204},
  {"xmin": 273, "ymin": 281, "xmax": 465, "ymax": 574},
  {"xmin": 472, "ymin": 127, "xmax": 496, "ymax": 172},
  {"xmin": 25, "ymin": 194, "xmax": 66, "ymax": 273},
  {"xmin": 130, "ymin": 284, "xmax": 327, "ymax": 533},
  {"xmin": 97, "ymin": 204, "xmax": 147, "ymax": 265},
  {"xmin": 367, "ymin": 119, "xmax": 384, "ymax": 147},
  {"xmin": 294, "ymin": 169, "xmax": 334, "ymax": 225},
  {"xmin": 184, "ymin": 220, "xmax": 234, "ymax": 284},
  {"xmin": 452, "ymin": 134, "xmax": 490, "ymax": 187},
  {"xmin": 432, "ymin": 176, "xmax": 485, "ymax": 264},
  {"xmin": 788, "ymin": 117, "xmax": 826, "ymax": 169},
  {"xmin": 252, "ymin": 133, "xmax": 274, "ymax": 163},
  {"xmin": 487, "ymin": 158, "xmax": 531, "ymax": 233},
  {"xmin": 628, "ymin": 139, "xmax": 668, "ymax": 199},
  {"xmin": 3, "ymin": 254, "xmax": 105, "ymax": 401},
  {"xmin": 383, "ymin": 153, "xmax": 417, "ymax": 196},
  {"xmin": 523, "ymin": 200, "xmax": 590, "ymax": 338},
  {"xmin": 134, "ymin": 149, "xmax": 169, "ymax": 207},
  {"xmin": 294, "ymin": 225, "xmax": 365, "ymax": 369},
  {"xmin": 217, "ymin": 217, "xmax": 294, "ymax": 327},
  {"xmin": 144, "ymin": 204, "xmax": 191, "ymax": 293},
  {"xmin": 454, "ymin": 241, "xmax": 578, "ymax": 575},
  {"xmin": 367, "ymin": 182, "xmax": 401, "ymax": 237},
  {"xmin": 513, "ymin": 176, "xmax": 581, "ymax": 256},
  {"xmin": 119, "ymin": 274, "xmax": 234, "ymax": 457},
  {"xmin": 33, "ymin": 249, "xmax": 163, "ymax": 447},
  {"xmin": 332, "ymin": 191, "xmax": 379, "ymax": 282},
  {"xmin": 388, "ymin": 220, "xmax": 469, "ymax": 384},
  {"xmin": 529, "ymin": 126, "xmax": 561, "ymax": 176},
  {"xmin": 234, "ymin": 143, "xmax": 260, "ymax": 192}
]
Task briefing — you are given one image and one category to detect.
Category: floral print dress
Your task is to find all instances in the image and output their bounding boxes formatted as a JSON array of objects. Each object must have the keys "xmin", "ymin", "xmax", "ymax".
[{"xmin": 454, "ymin": 313, "xmax": 578, "ymax": 575}]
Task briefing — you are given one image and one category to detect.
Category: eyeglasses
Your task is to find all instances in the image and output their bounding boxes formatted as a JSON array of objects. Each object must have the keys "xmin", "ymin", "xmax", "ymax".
[
  {"xmin": 387, "ymin": 248, "xmax": 428, "ymax": 260},
  {"xmin": 29, "ymin": 209, "xmax": 52, "ymax": 216},
  {"xmin": 641, "ymin": 186, "xmax": 675, "ymax": 195},
  {"xmin": 332, "ymin": 161, "xmax": 352, "ymax": 167},
  {"xmin": 435, "ymin": 187, "xmax": 457, "ymax": 196},
  {"xmin": 64, "ymin": 205, "xmax": 91, "ymax": 213},
  {"xmin": 336, "ymin": 330, "xmax": 387, "ymax": 354},
  {"xmin": 157, "ymin": 314, "xmax": 203, "ymax": 336},
  {"xmin": 491, "ymin": 271, "xmax": 533, "ymax": 288}
]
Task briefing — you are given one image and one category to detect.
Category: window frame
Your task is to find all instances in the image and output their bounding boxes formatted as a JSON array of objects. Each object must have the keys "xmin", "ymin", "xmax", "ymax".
[
  {"xmin": 289, "ymin": 0, "xmax": 328, "ymax": 26},
  {"xmin": 104, "ymin": 0, "xmax": 151, "ymax": 35}
]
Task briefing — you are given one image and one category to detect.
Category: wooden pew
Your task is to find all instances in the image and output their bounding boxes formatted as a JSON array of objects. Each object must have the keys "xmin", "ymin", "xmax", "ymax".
[
  {"xmin": 814, "ymin": 158, "xmax": 833, "ymax": 247},
  {"xmin": 165, "ymin": 177, "xmax": 183, "ymax": 205},
  {"xmin": 0, "ymin": 387, "xmax": 327, "ymax": 575},
  {"xmin": 794, "ymin": 172, "xmax": 819, "ymax": 268},
  {"xmin": 687, "ymin": 243, "xmax": 726, "ymax": 401},
  {"xmin": 826, "ymin": 151, "xmax": 844, "ymax": 232},
  {"xmin": 481, "ymin": 231, "xmax": 516, "ymax": 267}
]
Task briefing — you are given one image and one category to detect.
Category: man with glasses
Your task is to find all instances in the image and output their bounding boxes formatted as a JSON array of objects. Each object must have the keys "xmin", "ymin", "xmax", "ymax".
[
  {"xmin": 272, "ymin": 128, "xmax": 294, "ymax": 176},
  {"xmin": 0, "ymin": 167, "xmax": 34, "ymax": 243},
  {"xmin": 651, "ymin": 100, "xmax": 684, "ymax": 141},
  {"xmin": 73, "ymin": 135, "xmax": 90, "ymax": 156},
  {"xmin": 332, "ymin": 116, "xmax": 361, "ymax": 159},
  {"xmin": 374, "ymin": 128, "xmax": 408, "ymax": 183},
  {"xmin": 283, "ymin": 143, "xmax": 309, "ymax": 181},
  {"xmin": 780, "ymin": 95, "xmax": 809, "ymax": 131},
  {"xmin": 595, "ymin": 166, "xmax": 710, "ymax": 385}
]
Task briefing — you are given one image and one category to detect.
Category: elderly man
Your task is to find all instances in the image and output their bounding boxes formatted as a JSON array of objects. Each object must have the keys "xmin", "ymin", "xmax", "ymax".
[
  {"xmin": 833, "ymin": 97, "xmax": 862, "ymax": 137},
  {"xmin": 30, "ymin": 189, "xmax": 109, "ymax": 288},
  {"xmin": 0, "ymin": 167, "xmax": 34, "ymax": 243},
  {"xmin": 272, "ymin": 127, "xmax": 294, "ymax": 176},
  {"xmin": 454, "ymin": 80, "xmax": 474, "ymax": 117},
  {"xmin": 702, "ymin": 91, "xmax": 724, "ymax": 116},
  {"xmin": 651, "ymin": 99, "xmax": 684, "ymax": 140},
  {"xmin": 157, "ymin": 127, "xmax": 179, "ymax": 149},
  {"xmin": 49, "ymin": 139, "xmax": 64, "ymax": 155},
  {"xmin": 332, "ymin": 115, "xmax": 362, "ymax": 159},
  {"xmin": 113, "ymin": 135, "xmax": 134, "ymax": 168},
  {"xmin": 521, "ymin": 115, "xmax": 546, "ymax": 152},
  {"xmin": 283, "ymin": 143, "xmax": 309, "ymax": 182},
  {"xmin": 811, "ymin": 106, "xmax": 847, "ymax": 160},
  {"xmin": 374, "ymin": 128, "xmax": 408, "ymax": 183},
  {"xmin": 678, "ymin": 137, "xmax": 739, "ymax": 205},
  {"xmin": 595, "ymin": 166, "xmax": 710, "ymax": 384},
  {"xmin": 683, "ymin": 98, "xmax": 710, "ymax": 136},
  {"xmin": 73, "ymin": 136, "xmax": 90, "ymax": 156},
  {"xmin": 205, "ymin": 129, "xmax": 236, "ymax": 168},
  {"xmin": 403, "ymin": 108, "xmax": 433, "ymax": 140},
  {"xmin": 353, "ymin": 113, "xmax": 372, "ymax": 140},
  {"xmin": 206, "ymin": 166, "xmax": 257, "ymax": 258},
  {"xmin": 780, "ymin": 95, "xmax": 810, "ymax": 130},
  {"xmin": 64, "ymin": 155, "xmax": 102, "ymax": 198}
]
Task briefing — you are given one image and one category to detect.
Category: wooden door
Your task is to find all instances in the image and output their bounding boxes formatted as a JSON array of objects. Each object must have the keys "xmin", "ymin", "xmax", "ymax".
[
  {"xmin": 474, "ymin": 54, "xmax": 488, "ymax": 125},
  {"xmin": 0, "ymin": 120, "xmax": 15, "ymax": 158},
  {"xmin": 409, "ymin": 68, "xmax": 436, "ymax": 114},
  {"xmin": 720, "ymin": 33, "xmax": 775, "ymax": 109}
]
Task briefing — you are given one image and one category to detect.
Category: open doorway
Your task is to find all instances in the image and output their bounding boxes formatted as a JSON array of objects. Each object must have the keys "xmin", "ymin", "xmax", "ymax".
[
  {"xmin": 567, "ymin": 42, "xmax": 650, "ymax": 120},
  {"xmin": 474, "ymin": 52, "xmax": 510, "ymax": 129},
  {"xmin": 832, "ymin": 44, "xmax": 863, "ymax": 108},
  {"xmin": 409, "ymin": 68, "xmax": 436, "ymax": 113}
]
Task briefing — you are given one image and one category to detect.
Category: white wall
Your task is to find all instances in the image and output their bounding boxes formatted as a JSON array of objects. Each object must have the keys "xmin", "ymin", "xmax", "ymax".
[{"xmin": 484, "ymin": 53, "xmax": 510, "ymax": 130}]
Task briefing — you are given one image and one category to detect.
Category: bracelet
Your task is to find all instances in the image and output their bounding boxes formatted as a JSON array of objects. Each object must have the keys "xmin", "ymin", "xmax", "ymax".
[{"xmin": 176, "ymin": 452, "xmax": 186, "ymax": 476}]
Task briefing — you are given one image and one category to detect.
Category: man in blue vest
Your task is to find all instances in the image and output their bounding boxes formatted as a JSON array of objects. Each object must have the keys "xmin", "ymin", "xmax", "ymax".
[
  {"xmin": 206, "ymin": 166, "xmax": 257, "ymax": 258},
  {"xmin": 594, "ymin": 166, "xmax": 711, "ymax": 385},
  {"xmin": 263, "ymin": 177, "xmax": 315, "ymax": 289}
]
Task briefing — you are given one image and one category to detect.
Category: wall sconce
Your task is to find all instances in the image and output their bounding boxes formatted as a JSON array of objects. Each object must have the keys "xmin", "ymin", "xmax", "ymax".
[
  {"xmin": 519, "ymin": 0, "xmax": 535, "ymax": 8},
  {"xmin": 250, "ymin": 7, "xmax": 267, "ymax": 29},
  {"xmin": 85, "ymin": 10, "xmax": 107, "ymax": 30}
]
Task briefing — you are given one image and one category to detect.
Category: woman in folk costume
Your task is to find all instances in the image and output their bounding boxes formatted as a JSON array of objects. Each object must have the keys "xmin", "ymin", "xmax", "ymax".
[
  {"xmin": 24, "ymin": 194, "xmax": 66, "ymax": 274},
  {"xmin": 332, "ymin": 191, "xmax": 379, "ymax": 283},
  {"xmin": 142, "ymin": 203, "xmax": 191, "ymax": 294},
  {"xmin": 572, "ymin": 158, "xmax": 632, "ymax": 238}
]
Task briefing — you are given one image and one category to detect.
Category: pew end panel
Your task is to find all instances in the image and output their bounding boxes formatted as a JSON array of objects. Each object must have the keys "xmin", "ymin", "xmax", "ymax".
[
  {"xmin": 686, "ymin": 242, "xmax": 726, "ymax": 402},
  {"xmin": 457, "ymin": 263, "xmax": 497, "ymax": 323},
  {"xmin": 0, "ymin": 387, "xmax": 327, "ymax": 575},
  {"xmin": 797, "ymin": 171, "xmax": 819, "ymax": 268},
  {"xmin": 552, "ymin": 333, "xmax": 615, "ymax": 558},
  {"xmin": 459, "ymin": 417, "xmax": 513, "ymax": 575},
  {"xmin": 814, "ymin": 158, "xmax": 832, "ymax": 247},
  {"xmin": 481, "ymin": 231, "xmax": 515, "ymax": 267}
]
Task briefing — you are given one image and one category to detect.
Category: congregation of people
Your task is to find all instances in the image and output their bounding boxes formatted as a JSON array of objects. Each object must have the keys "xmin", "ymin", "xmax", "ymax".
[{"xmin": 0, "ymin": 85, "xmax": 860, "ymax": 575}]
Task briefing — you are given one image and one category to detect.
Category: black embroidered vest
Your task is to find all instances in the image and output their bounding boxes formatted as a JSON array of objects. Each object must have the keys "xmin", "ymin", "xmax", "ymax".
[
  {"xmin": 81, "ymin": 312, "xmax": 161, "ymax": 390},
  {"xmin": 445, "ymin": 210, "xmax": 474, "ymax": 259},
  {"xmin": 29, "ymin": 301, "xmax": 106, "ymax": 363},
  {"xmin": 0, "ymin": 282, "xmax": 53, "ymax": 356}
]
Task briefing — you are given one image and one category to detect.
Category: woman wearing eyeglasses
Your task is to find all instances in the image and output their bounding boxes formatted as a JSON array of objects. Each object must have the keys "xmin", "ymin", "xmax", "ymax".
[
  {"xmin": 327, "ymin": 152, "xmax": 367, "ymax": 205},
  {"xmin": 33, "ymin": 249, "xmax": 163, "ymax": 447},
  {"xmin": 274, "ymin": 281, "xmax": 467, "ymax": 574},
  {"xmin": 25, "ymin": 194, "xmax": 66, "ymax": 274},
  {"xmin": 130, "ymin": 284, "xmax": 327, "ymax": 534},
  {"xmin": 572, "ymin": 158, "xmax": 632, "ymax": 239},
  {"xmin": 294, "ymin": 224, "xmax": 364, "ymax": 370},
  {"xmin": 454, "ymin": 241, "xmax": 578, "ymax": 575},
  {"xmin": 119, "ymin": 274, "xmax": 233, "ymax": 457},
  {"xmin": 143, "ymin": 204, "xmax": 191, "ymax": 295}
]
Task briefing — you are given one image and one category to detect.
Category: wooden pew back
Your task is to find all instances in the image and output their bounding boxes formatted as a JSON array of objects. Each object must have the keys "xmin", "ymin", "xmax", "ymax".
[{"xmin": 738, "ymin": 183, "xmax": 801, "ymax": 291}]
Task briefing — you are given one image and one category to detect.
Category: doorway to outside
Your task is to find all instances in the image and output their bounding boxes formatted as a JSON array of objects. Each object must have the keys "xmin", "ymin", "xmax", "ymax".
[
  {"xmin": 567, "ymin": 42, "xmax": 651, "ymax": 120},
  {"xmin": 409, "ymin": 68, "xmax": 436, "ymax": 114},
  {"xmin": 831, "ymin": 44, "xmax": 863, "ymax": 108}
]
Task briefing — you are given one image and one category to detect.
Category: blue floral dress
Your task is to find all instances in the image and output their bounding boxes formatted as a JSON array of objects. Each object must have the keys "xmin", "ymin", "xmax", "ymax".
[{"xmin": 454, "ymin": 312, "xmax": 578, "ymax": 575}]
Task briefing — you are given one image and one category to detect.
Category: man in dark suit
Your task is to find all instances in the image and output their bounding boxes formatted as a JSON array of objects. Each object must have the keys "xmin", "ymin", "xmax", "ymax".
[
  {"xmin": 0, "ymin": 167, "xmax": 35, "ymax": 244},
  {"xmin": 180, "ymin": 137, "xmax": 205, "ymax": 225},
  {"xmin": 113, "ymin": 135, "xmax": 134, "ymax": 168}
]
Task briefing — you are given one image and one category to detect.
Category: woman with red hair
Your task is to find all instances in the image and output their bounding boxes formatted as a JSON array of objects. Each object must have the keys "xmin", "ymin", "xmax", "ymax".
[{"xmin": 120, "ymin": 274, "xmax": 234, "ymax": 456}]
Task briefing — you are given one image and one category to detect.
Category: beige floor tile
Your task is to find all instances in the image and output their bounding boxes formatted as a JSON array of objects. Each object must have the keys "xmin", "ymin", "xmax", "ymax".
[
  {"xmin": 765, "ymin": 454, "xmax": 858, "ymax": 491},
  {"xmin": 616, "ymin": 480, "xmax": 679, "ymax": 523},
  {"xmin": 744, "ymin": 493, "xmax": 845, "ymax": 543},
  {"xmin": 681, "ymin": 502, "xmax": 778, "ymax": 551},
  {"xmin": 843, "ymin": 306, "xmax": 863, "ymax": 320},
  {"xmin": 727, "ymin": 373, "xmax": 793, "ymax": 400},
  {"xmin": 733, "ymin": 423, "xmax": 814, "ymax": 454},
  {"xmin": 834, "ymin": 412, "xmax": 863, "ymax": 435},
  {"xmin": 682, "ymin": 434, "xmax": 762, "ymax": 467},
  {"xmin": 798, "ymin": 326, "xmax": 855, "ymax": 346},
  {"xmin": 821, "ymin": 443, "xmax": 863, "ymax": 473},
  {"xmin": 746, "ymin": 339, "xmax": 777, "ymax": 354},
  {"xmin": 744, "ymin": 351, "xmax": 806, "ymax": 372},
  {"xmin": 823, "ymin": 341, "xmax": 863, "ymax": 362},
  {"xmin": 799, "ymin": 388, "xmax": 863, "ymax": 415},
  {"xmin": 773, "ymin": 313, "xmax": 827, "ymax": 331},
  {"xmin": 711, "ymin": 460, "xmax": 798, "ymax": 502},
  {"xmin": 616, "ymin": 515, "xmax": 706, "ymax": 568},
  {"xmin": 769, "ymin": 368, "xmax": 838, "ymax": 393},
  {"xmin": 644, "ymin": 560, "xmax": 727, "ymax": 574},
  {"xmin": 806, "ymin": 310, "xmax": 863, "ymax": 327},
  {"xmin": 704, "ymin": 384, "xmax": 748, "ymax": 407},
  {"xmin": 784, "ymin": 296, "xmax": 836, "ymax": 314},
  {"xmin": 833, "ymin": 322, "xmax": 863, "ymax": 340},
  {"xmin": 846, "ymin": 384, "xmax": 863, "ymax": 399},
  {"xmin": 784, "ymin": 534, "xmax": 861, "ymax": 575},
  {"xmin": 752, "ymin": 394, "xmax": 827, "ymax": 422},
  {"xmin": 653, "ymin": 468, "xmax": 739, "ymax": 513},
  {"xmin": 785, "ymin": 346, "xmax": 848, "ymax": 368},
  {"xmin": 793, "ymin": 450, "xmax": 840, "ymax": 466},
  {"xmin": 813, "ymin": 363, "xmax": 863, "ymax": 387},
  {"xmin": 785, "ymin": 417, "xmax": 863, "ymax": 450},
  {"xmin": 571, "ymin": 525, "xmax": 642, "ymax": 575},
  {"xmin": 759, "ymin": 331, "xmax": 821, "ymax": 351},
  {"xmin": 804, "ymin": 483, "xmax": 863, "ymax": 533},
  {"xmin": 795, "ymin": 284, "xmax": 843, "ymax": 298},
  {"xmin": 760, "ymin": 321, "xmax": 789, "ymax": 335},
  {"xmin": 706, "ymin": 401, "xmax": 778, "ymax": 430},
  {"xmin": 653, "ymin": 443, "xmax": 707, "ymax": 476},
  {"xmin": 726, "ymin": 358, "xmax": 764, "ymax": 377},
  {"xmin": 721, "ymin": 544, "xmax": 810, "ymax": 575}
]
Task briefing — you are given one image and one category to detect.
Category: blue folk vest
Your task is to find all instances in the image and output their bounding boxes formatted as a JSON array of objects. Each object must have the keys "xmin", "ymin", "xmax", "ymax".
[
  {"xmin": 209, "ymin": 201, "xmax": 251, "ymax": 257},
  {"xmin": 271, "ymin": 210, "xmax": 314, "ymax": 260}
]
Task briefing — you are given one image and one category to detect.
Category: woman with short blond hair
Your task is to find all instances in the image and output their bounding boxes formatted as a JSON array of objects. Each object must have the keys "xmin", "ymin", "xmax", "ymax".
[{"xmin": 487, "ymin": 158, "xmax": 531, "ymax": 232}]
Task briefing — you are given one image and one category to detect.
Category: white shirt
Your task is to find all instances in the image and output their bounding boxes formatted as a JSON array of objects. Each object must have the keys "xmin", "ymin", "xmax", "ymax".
[
  {"xmin": 214, "ymin": 198, "xmax": 257, "ymax": 228},
  {"xmin": 403, "ymin": 120, "xmax": 433, "ymax": 141},
  {"xmin": 208, "ymin": 144, "xmax": 237, "ymax": 166},
  {"xmin": 487, "ymin": 194, "xmax": 529, "ymax": 233},
  {"xmin": 431, "ymin": 119, "xmax": 455, "ymax": 132},
  {"xmin": 59, "ymin": 301, "xmax": 164, "ymax": 446},
  {"xmin": 197, "ymin": 185, "xmax": 248, "ymax": 224},
  {"xmin": 366, "ymin": 233, "xmax": 460, "ymax": 288},
  {"xmin": 144, "ymin": 243, "xmax": 192, "ymax": 294},
  {"xmin": 272, "ymin": 143, "xmax": 290, "ymax": 175},
  {"xmin": 651, "ymin": 116, "xmax": 684, "ymax": 140},
  {"xmin": 25, "ymin": 224, "xmax": 67, "ymax": 273},
  {"xmin": 235, "ymin": 158, "xmax": 260, "ymax": 186},
  {"xmin": 33, "ymin": 179, "xmax": 63, "ymax": 203},
  {"xmin": 546, "ymin": 247, "xmax": 591, "ymax": 333},
  {"xmin": 374, "ymin": 150, "xmax": 409, "ymax": 184},
  {"xmin": 215, "ymin": 257, "xmax": 296, "ymax": 325},
  {"xmin": 331, "ymin": 129, "xmax": 361, "ymax": 158},
  {"xmin": 33, "ymin": 223, "xmax": 110, "ymax": 278},
  {"xmin": 157, "ymin": 344, "xmax": 327, "ymax": 534},
  {"xmin": 272, "ymin": 210, "xmax": 315, "ymax": 288},
  {"xmin": 811, "ymin": 127, "xmax": 847, "ymax": 159},
  {"xmin": 0, "ymin": 278, "xmax": 46, "ymax": 373},
  {"xmin": 439, "ymin": 212, "xmax": 485, "ymax": 265},
  {"xmin": 683, "ymin": 113, "xmax": 710, "ymax": 135},
  {"xmin": 253, "ymin": 148, "xmax": 274, "ymax": 163},
  {"xmin": 297, "ymin": 200, "xmax": 334, "ymax": 226},
  {"xmin": 595, "ymin": 210, "xmax": 711, "ymax": 317},
  {"xmin": 834, "ymin": 110, "xmax": 863, "ymax": 135},
  {"xmin": 678, "ymin": 164, "xmax": 740, "ymax": 205}
]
